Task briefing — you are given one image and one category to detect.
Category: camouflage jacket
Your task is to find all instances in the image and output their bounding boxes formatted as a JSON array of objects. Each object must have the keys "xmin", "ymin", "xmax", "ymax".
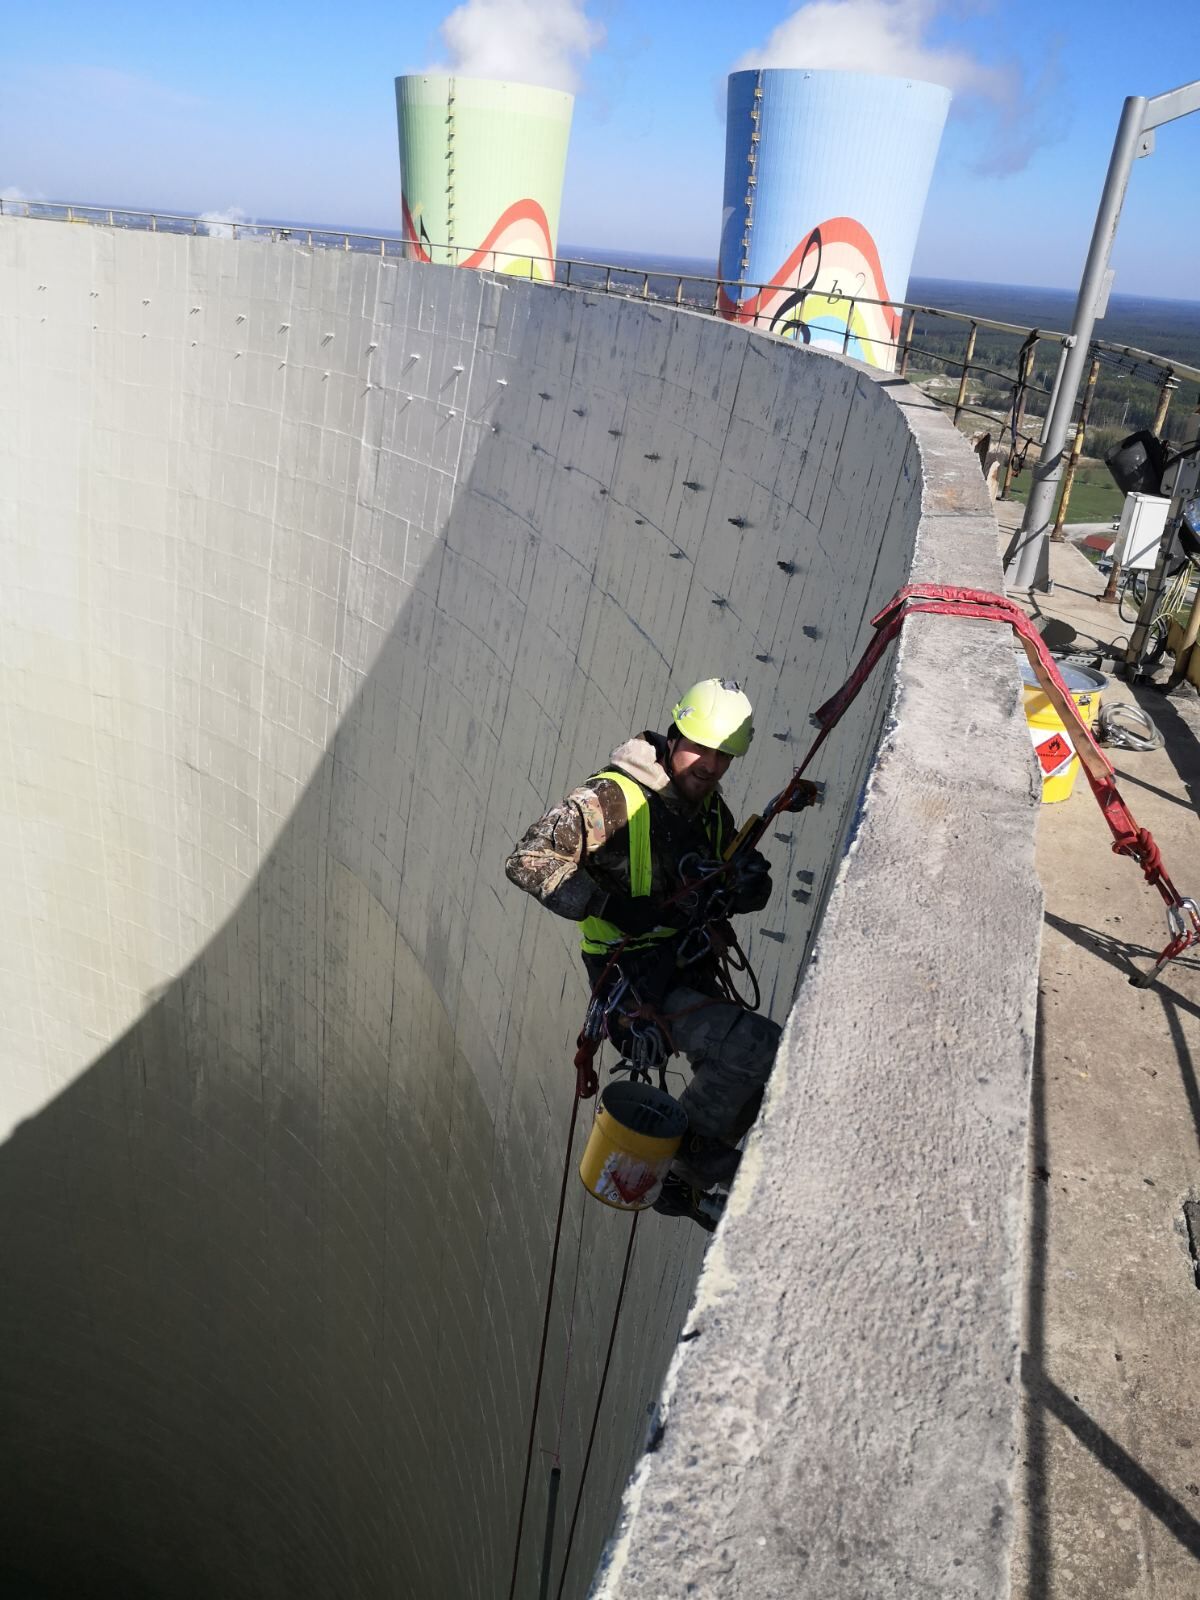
[{"xmin": 504, "ymin": 732, "xmax": 737, "ymax": 928}]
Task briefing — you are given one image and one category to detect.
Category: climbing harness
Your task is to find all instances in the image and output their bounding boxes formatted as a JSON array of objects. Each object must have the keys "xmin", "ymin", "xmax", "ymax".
[
  {"xmin": 581, "ymin": 973, "xmax": 672, "ymax": 1098},
  {"xmin": 509, "ymin": 580, "xmax": 1200, "ymax": 1595},
  {"xmin": 573, "ymin": 766, "xmax": 823, "ymax": 1100}
]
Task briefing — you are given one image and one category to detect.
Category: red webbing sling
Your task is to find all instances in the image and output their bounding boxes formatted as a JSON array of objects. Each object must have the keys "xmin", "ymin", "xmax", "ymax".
[{"xmin": 809, "ymin": 584, "xmax": 1199, "ymax": 988}]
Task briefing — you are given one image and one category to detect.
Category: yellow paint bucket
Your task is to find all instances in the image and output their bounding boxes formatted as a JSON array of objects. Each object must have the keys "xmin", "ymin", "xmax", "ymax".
[
  {"xmin": 579, "ymin": 1081, "xmax": 687, "ymax": 1211},
  {"xmin": 1019, "ymin": 659, "xmax": 1106, "ymax": 804}
]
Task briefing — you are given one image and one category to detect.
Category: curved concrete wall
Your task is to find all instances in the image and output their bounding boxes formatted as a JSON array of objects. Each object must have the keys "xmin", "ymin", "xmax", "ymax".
[{"xmin": 0, "ymin": 216, "xmax": 1040, "ymax": 1598}]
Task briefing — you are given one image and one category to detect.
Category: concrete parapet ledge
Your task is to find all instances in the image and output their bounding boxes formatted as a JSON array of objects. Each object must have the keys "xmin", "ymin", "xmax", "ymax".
[{"xmin": 596, "ymin": 384, "xmax": 1044, "ymax": 1597}]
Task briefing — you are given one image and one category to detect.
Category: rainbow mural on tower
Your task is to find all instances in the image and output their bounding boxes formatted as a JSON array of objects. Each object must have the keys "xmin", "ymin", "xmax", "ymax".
[
  {"xmin": 395, "ymin": 75, "xmax": 573, "ymax": 279},
  {"xmin": 719, "ymin": 70, "xmax": 951, "ymax": 369}
]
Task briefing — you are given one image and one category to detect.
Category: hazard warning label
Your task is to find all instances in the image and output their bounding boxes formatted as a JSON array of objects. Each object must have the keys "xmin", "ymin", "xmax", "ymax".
[{"xmin": 1030, "ymin": 727, "xmax": 1075, "ymax": 779}]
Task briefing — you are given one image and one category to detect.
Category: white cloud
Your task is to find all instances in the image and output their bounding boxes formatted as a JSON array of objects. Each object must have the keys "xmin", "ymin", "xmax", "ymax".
[
  {"xmin": 434, "ymin": 0, "xmax": 603, "ymax": 95},
  {"xmin": 732, "ymin": 0, "xmax": 1010, "ymax": 96}
]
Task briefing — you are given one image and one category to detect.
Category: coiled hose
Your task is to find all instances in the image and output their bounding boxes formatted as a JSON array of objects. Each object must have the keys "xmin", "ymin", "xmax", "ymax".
[{"xmin": 1097, "ymin": 700, "xmax": 1164, "ymax": 752}]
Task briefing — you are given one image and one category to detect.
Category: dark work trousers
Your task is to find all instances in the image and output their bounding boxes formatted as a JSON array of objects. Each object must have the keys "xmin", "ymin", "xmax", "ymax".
[{"xmin": 657, "ymin": 985, "xmax": 781, "ymax": 1142}]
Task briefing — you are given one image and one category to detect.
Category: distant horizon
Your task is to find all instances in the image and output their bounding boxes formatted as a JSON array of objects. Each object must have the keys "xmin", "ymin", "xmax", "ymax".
[
  {"xmin": 557, "ymin": 245, "xmax": 1200, "ymax": 312},
  {"xmin": 6, "ymin": 2, "xmax": 1200, "ymax": 299},
  {"xmin": 5, "ymin": 192, "xmax": 1200, "ymax": 314}
]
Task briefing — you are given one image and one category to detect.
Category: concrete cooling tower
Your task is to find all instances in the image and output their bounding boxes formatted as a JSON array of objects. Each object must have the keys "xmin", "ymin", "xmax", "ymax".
[
  {"xmin": 395, "ymin": 74, "xmax": 573, "ymax": 276},
  {"xmin": 719, "ymin": 68, "xmax": 951, "ymax": 368},
  {"xmin": 0, "ymin": 214, "xmax": 1039, "ymax": 1598}
]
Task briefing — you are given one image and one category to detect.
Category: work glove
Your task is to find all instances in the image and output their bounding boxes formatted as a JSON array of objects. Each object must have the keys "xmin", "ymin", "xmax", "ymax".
[
  {"xmin": 601, "ymin": 891, "xmax": 673, "ymax": 938},
  {"xmin": 728, "ymin": 850, "xmax": 772, "ymax": 914}
]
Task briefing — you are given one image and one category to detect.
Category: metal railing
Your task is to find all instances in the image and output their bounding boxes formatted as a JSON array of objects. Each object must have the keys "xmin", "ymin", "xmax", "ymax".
[
  {"xmin": 0, "ymin": 197, "xmax": 414, "ymax": 255},
  {"xmin": 6, "ymin": 197, "xmax": 1197, "ymax": 525}
]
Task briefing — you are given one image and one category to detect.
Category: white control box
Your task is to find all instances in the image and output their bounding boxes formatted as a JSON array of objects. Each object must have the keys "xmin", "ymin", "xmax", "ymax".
[{"xmin": 1116, "ymin": 493, "xmax": 1171, "ymax": 571}]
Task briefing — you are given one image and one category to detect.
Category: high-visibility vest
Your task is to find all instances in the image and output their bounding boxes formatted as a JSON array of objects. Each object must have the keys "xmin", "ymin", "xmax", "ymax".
[{"xmin": 577, "ymin": 769, "xmax": 724, "ymax": 957}]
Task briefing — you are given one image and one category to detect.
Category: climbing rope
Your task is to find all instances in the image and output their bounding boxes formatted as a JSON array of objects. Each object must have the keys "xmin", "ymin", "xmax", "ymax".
[
  {"xmin": 506, "ymin": 1088, "xmax": 585, "ymax": 1600},
  {"xmin": 552, "ymin": 1213, "xmax": 640, "ymax": 1600}
]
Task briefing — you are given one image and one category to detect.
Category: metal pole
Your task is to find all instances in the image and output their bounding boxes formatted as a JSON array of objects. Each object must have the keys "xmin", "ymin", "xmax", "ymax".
[
  {"xmin": 1005, "ymin": 95, "xmax": 1149, "ymax": 590},
  {"xmin": 1167, "ymin": 578, "xmax": 1200, "ymax": 687},
  {"xmin": 1150, "ymin": 371, "xmax": 1178, "ymax": 436},
  {"xmin": 842, "ymin": 301, "xmax": 856, "ymax": 354},
  {"xmin": 897, "ymin": 308, "xmax": 916, "ymax": 377},
  {"xmin": 1126, "ymin": 415, "xmax": 1200, "ymax": 668},
  {"xmin": 1109, "ymin": 389, "xmax": 1194, "ymax": 608},
  {"xmin": 1126, "ymin": 513, "xmax": 1182, "ymax": 667},
  {"xmin": 1100, "ymin": 539, "xmax": 1124, "ymax": 604},
  {"xmin": 952, "ymin": 323, "xmax": 978, "ymax": 425},
  {"xmin": 999, "ymin": 339, "xmax": 1037, "ymax": 501},
  {"xmin": 1052, "ymin": 351, "xmax": 1102, "ymax": 539}
]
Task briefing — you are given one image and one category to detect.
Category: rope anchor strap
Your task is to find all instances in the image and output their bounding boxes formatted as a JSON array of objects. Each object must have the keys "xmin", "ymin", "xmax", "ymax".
[{"xmin": 818, "ymin": 583, "xmax": 1197, "ymax": 987}]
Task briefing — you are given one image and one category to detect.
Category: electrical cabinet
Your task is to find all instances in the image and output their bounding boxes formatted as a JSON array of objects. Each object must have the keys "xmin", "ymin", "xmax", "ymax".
[{"xmin": 1116, "ymin": 493, "xmax": 1171, "ymax": 572}]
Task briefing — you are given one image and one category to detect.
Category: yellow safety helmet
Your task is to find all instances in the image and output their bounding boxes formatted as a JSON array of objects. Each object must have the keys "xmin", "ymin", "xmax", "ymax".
[{"xmin": 670, "ymin": 678, "xmax": 754, "ymax": 756}]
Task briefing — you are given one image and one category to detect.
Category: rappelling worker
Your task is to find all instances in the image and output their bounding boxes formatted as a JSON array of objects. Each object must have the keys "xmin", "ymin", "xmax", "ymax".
[{"xmin": 504, "ymin": 678, "xmax": 781, "ymax": 1227}]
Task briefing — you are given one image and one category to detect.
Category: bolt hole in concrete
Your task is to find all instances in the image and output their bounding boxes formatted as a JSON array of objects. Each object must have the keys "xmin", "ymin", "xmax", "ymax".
[{"xmin": 1183, "ymin": 1200, "xmax": 1200, "ymax": 1287}]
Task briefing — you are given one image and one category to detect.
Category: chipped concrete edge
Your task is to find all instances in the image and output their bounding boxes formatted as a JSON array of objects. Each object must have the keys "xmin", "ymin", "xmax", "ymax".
[{"xmin": 592, "ymin": 359, "xmax": 1044, "ymax": 1598}]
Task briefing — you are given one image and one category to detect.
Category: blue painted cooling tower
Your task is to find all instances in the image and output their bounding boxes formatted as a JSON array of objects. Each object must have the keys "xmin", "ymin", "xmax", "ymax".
[{"xmin": 719, "ymin": 69, "xmax": 951, "ymax": 368}]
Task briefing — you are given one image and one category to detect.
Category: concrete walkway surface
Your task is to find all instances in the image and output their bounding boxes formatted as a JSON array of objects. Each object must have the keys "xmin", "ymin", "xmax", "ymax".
[{"xmin": 999, "ymin": 513, "xmax": 1200, "ymax": 1598}]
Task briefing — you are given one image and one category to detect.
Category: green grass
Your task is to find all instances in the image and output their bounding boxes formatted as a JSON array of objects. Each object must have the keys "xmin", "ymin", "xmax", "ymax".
[
  {"xmin": 1003, "ymin": 458, "xmax": 1123, "ymax": 525},
  {"xmin": 932, "ymin": 380, "xmax": 1126, "ymax": 525}
]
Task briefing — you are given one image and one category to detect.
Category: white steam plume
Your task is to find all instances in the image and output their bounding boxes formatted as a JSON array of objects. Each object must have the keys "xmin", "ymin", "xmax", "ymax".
[
  {"xmin": 732, "ymin": 0, "xmax": 1006, "ymax": 95},
  {"xmin": 732, "ymin": 0, "xmax": 1056, "ymax": 174},
  {"xmin": 198, "ymin": 207, "xmax": 248, "ymax": 239},
  {"xmin": 434, "ymin": 0, "xmax": 603, "ymax": 95}
]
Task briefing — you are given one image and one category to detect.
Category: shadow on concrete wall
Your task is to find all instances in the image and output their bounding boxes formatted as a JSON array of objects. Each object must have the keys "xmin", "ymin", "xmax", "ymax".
[{"xmin": 0, "ymin": 252, "xmax": 925, "ymax": 1600}]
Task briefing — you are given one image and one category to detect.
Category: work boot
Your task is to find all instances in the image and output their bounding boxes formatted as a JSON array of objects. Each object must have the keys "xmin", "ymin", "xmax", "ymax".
[
  {"xmin": 652, "ymin": 1174, "xmax": 725, "ymax": 1233},
  {"xmin": 671, "ymin": 1131, "xmax": 742, "ymax": 1191}
]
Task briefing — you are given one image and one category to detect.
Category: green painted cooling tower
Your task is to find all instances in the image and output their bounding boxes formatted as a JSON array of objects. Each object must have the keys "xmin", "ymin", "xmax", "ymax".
[{"xmin": 395, "ymin": 75, "xmax": 573, "ymax": 277}]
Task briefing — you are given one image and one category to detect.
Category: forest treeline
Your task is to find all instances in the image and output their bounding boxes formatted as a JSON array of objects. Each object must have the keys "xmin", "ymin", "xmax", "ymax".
[{"xmin": 905, "ymin": 276, "xmax": 1200, "ymax": 455}]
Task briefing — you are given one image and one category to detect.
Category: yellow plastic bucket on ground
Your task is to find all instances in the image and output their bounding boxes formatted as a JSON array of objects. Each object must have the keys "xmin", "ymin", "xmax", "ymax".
[
  {"xmin": 579, "ymin": 1081, "xmax": 687, "ymax": 1211},
  {"xmin": 1019, "ymin": 659, "xmax": 1106, "ymax": 804}
]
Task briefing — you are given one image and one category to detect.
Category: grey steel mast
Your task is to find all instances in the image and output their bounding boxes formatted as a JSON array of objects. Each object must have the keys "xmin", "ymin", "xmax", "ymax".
[{"xmin": 1004, "ymin": 80, "xmax": 1200, "ymax": 593}]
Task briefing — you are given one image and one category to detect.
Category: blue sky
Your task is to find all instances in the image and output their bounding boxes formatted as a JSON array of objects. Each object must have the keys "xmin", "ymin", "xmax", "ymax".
[{"xmin": 3, "ymin": 0, "xmax": 1199, "ymax": 299}]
